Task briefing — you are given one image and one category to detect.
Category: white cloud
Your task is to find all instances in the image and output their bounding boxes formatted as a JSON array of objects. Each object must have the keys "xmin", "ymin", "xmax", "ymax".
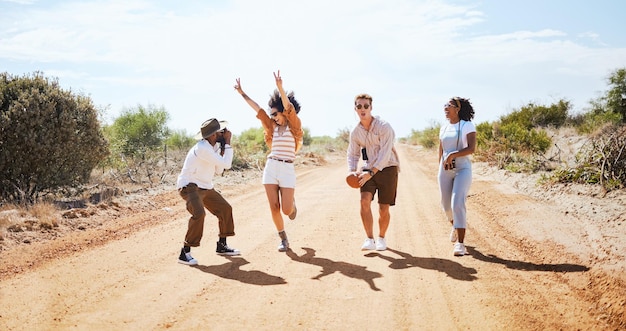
[
  {"xmin": 1, "ymin": 0, "xmax": 624, "ymax": 137},
  {"xmin": 1, "ymin": 0, "xmax": 35, "ymax": 4}
]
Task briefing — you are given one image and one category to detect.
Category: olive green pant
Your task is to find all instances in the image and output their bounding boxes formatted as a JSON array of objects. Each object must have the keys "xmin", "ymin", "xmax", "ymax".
[{"xmin": 179, "ymin": 183, "xmax": 235, "ymax": 247}]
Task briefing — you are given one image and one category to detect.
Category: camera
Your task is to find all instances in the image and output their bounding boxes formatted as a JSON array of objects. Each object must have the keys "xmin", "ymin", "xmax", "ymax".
[
  {"xmin": 216, "ymin": 129, "xmax": 226, "ymax": 145},
  {"xmin": 445, "ymin": 159, "xmax": 456, "ymax": 170},
  {"xmin": 216, "ymin": 128, "xmax": 228, "ymax": 153}
]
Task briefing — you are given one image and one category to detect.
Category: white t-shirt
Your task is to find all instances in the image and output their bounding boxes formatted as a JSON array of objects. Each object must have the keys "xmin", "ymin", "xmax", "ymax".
[{"xmin": 439, "ymin": 120, "xmax": 476, "ymax": 155}]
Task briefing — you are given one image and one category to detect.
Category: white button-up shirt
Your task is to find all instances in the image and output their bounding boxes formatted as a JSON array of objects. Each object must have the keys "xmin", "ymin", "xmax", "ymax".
[
  {"xmin": 176, "ymin": 140, "xmax": 233, "ymax": 190},
  {"xmin": 347, "ymin": 116, "xmax": 400, "ymax": 172}
]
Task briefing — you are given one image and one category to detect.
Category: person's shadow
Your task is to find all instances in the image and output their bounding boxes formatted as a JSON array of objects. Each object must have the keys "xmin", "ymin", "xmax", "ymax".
[
  {"xmin": 466, "ymin": 246, "xmax": 590, "ymax": 272},
  {"xmin": 365, "ymin": 248, "xmax": 478, "ymax": 281},
  {"xmin": 287, "ymin": 247, "xmax": 383, "ymax": 291},
  {"xmin": 193, "ymin": 256, "xmax": 286, "ymax": 285}
]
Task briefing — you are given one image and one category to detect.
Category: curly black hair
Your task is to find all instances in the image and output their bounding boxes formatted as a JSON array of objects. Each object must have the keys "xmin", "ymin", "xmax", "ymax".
[
  {"xmin": 451, "ymin": 97, "xmax": 475, "ymax": 121},
  {"xmin": 268, "ymin": 89, "xmax": 301, "ymax": 114}
]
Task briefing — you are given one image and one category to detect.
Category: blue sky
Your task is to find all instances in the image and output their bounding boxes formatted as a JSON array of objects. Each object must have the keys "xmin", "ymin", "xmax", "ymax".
[{"xmin": 1, "ymin": 0, "xmax": 625, "ymax": 138}]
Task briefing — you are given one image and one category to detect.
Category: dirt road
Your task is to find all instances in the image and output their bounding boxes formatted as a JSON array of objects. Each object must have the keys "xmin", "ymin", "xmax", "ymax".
[{"xmin": 1, "ymin": 145, "xmax": 624, "ymax": 330}]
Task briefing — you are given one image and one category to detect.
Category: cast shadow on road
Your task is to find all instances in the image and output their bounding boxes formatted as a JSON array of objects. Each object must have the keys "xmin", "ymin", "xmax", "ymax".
[
  {"xmin": 364, "ymin": 248, "xmax": 478, "ymax": 281},
  {"xmin": 192, "ymin": 256, "xmax": 287, "ymax": 286},
  {"xmin": 286, "ymin": 247, "xmax": 383, "ymax": 291},
  {"xmin": 466, "ymin": 246, "xmax": 590, "ymax": 272}
]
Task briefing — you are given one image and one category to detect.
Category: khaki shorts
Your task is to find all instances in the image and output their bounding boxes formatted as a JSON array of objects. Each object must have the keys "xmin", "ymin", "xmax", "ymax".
[{"xmin": 361, "ymin": 166, "xmax": 398, "ymax": 206}]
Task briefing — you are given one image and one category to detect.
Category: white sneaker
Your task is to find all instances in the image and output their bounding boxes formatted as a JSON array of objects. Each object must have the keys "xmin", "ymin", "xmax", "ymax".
[
  {"xmin": 375, "ymin": 237, "xmax": 387, "ymax": 251},
  {"xmin": 453, "ymin": 243, "xmax": 467, "ymax": 256},
  {"xmin": 450, "ymin": 227, "xmax": 458, "ymax": 242},
  {"xmin": 361, "ymin": 238, "xmax": 376, "ymax": 251}
]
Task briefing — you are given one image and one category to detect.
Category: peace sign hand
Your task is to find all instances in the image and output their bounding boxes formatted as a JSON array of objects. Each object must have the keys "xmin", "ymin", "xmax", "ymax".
[
  {"xmin": 273, "ymin": 70, "xmax": 283, "ymax": 89},
  {"xmin": 234, "ymin": 78, "xmax": 244, "ymax": 95}
]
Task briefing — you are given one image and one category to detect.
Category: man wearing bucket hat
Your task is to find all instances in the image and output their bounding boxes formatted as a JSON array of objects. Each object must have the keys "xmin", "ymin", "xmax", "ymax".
[{"xmin": 176, "ymin": 118, "xmax": 240, "ymax": 265}]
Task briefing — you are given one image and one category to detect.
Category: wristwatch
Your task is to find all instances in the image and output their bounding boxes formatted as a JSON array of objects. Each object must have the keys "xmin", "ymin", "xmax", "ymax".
[{"xmin": 367, "ymin": 169, "xmax": 374, "ymax": 176}]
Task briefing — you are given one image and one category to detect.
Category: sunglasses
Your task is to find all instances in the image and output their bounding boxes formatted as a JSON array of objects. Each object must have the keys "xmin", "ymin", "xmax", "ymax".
[
  {"xmin": 355, "ymin": 104, "xmax": 370, "ymax": 110},
  {"xmin": 445, "ymin": 98, "xmax": 461, "ymax": 108}
]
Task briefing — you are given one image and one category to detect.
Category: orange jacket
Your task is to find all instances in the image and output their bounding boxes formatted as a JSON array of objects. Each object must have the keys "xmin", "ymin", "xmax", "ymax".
[{"xmin": 256, "ymin": 102, "xmax": 303, "ymax": 152}]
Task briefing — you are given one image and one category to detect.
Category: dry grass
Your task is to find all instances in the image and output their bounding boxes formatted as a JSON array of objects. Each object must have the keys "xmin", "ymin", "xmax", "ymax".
[
  {"xmin": 0, "ymin": 143, "xmax": 338, "ymax": 249},
  {"xmin": 0, "ymin": 202, "xmax": 60, "ymax": 237},
  {"xmin": 29, "ymin": 202, "xmax": 60, "ymax": 230}
]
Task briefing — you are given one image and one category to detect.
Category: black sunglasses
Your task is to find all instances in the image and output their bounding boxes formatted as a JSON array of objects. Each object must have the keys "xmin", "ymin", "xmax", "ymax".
[{"xmin": 355, "ymin": 104, "xmax": 370, "ymax": 110}]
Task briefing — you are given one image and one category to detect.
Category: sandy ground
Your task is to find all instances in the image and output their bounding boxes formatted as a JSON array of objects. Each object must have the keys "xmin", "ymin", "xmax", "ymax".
[{"xmin": 1, "ymin": 144, "xmax": 625, "ymax": 330}]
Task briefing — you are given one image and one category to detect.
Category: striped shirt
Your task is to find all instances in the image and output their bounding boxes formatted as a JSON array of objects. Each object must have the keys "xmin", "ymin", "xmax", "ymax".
[
  {"xmin": 267, "ymin": 125, "xmax": 296, "ymax": 161},
  {"xmin": 347, "ymin": 116, "xmax": 400, "ymax": 172}
]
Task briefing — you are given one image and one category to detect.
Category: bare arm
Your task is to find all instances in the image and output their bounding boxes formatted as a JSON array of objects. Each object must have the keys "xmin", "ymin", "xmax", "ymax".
[
  {"xmin": 438, "ymin": 141, "xmax": 443, "ymax": 162},
  {"xmin": 234, "ymin": 78, "xmax": 263, "ymax": 113},
  {"xmin": 443, "ymin": 131, "xmax": 476, "ymax": 167},
  {"xmin": 273, "ymin": 70, "xmax": 290, "ymax": 110}
]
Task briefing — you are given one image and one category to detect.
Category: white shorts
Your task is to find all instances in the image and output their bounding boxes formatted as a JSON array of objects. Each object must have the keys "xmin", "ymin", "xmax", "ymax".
[{"xmin": 262, "ymin": 158, "xmax": 296, "ymax": 188}]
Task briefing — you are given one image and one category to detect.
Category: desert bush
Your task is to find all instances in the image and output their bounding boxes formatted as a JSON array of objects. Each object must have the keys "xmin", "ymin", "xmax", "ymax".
[
  {"xmin": 308, "ymin": 135, "xmax": 345, "ymax": 153},
  {"xmin": 336, "ymin": 128, "xmax": 350, "ymax": 146},
  {"xmin": 549, "ymin": 123, "xmax": 626, "ymax": 191},
  {"xmin": 604, "ymin": 68, "xmax": 626, "ymax": 123},
  {"xmin": 103, "ymin": 104, "xmax": 170, "ymax": 157},
  {"xmin": 569, "ymin": 109, "xmax": 621, "ymax": 134},
  {"xmin": 0, "ymin": 72, "xmax": 109, "ymax": 204},
  {"xmin": 232, "ymin": 127, "xmax": 267, "ymax": 170},
  {"xmin": 302, "ymin": 127, "xmax": 312, "ymax": 146},
  {"xmin": 165, "ymin": 129, "xmax": 195, "ymax": 151},
  {"xmin": 500, "ymin": 100, "xmax": 570, "ymax": 129},
  {"xmin": 93, "ymin": 145, "xmax": 183, "ymax": 187},
  {"xmin": 572, "ymin": 68, "xmax": 626, "ymax": 133},
  {"xmin": 407, "ymin": 121, "xmax": 440, "ymax": 149},
  {"xmin": 97, "ymin": 104, "xmax": 175, "ymax": 186},
  {"xmin": 475, "ymin": 120, "xmax": 552, "ymax": 170}
]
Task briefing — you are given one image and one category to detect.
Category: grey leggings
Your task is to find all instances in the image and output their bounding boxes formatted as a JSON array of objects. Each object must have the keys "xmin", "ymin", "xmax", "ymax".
[{"xmin": 437, "ymin": 156, "xmax": 472, "ymax": 229}]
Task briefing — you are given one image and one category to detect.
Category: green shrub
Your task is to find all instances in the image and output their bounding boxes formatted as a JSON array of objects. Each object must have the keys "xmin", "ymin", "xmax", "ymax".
[
  {"xmin": 406, "ymin": 122, "xmax": 440, "ymax": 149},
  {"xmin": 230, "ymin": 127, "xmax": 266, "ymax": 170},
  {"xmin": 165, "ymin": 129, "xmax": 195, "ymax": 151},
  {"xmin": 0, "ymin": 72, "xmax": 109, "ymax": 203},
  {"xmin": 104, "ymin": 104, "xmax": 170, "ymax": 157},
  {"xmin": 475, "ymin": 120, "xmax": 551, "ymax": 170},
  {"xmin": 570, "ymin": 110, "xmax": 621, "ymax": 134},
  {"xmin": 336, "ymin": 128, "xmax": 350, "ymax": 146},
  {"xmin": 500, "ymin": 99, "xmax": 570, "ymax": 129},
  {"xmin": 309, "ymin": 135, "xmax": 346, "ymax": 153},
  {"xmin": 475, "ymin": 121, "xmax": 493, "ymax": 148}
]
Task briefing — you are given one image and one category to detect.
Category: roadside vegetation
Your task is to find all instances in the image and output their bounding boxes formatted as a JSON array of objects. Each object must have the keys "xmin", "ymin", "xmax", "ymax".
[
  {"xmin": 407, "ymin": 67, "xmax": 626, "ymax": 193},
  {"xmin": 1, "ymin": 68, "xmax": 624, "ymax": 242},
  {"xmin": 0, "ymin": 70, "xmax": 350, "ymax": 240}
]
